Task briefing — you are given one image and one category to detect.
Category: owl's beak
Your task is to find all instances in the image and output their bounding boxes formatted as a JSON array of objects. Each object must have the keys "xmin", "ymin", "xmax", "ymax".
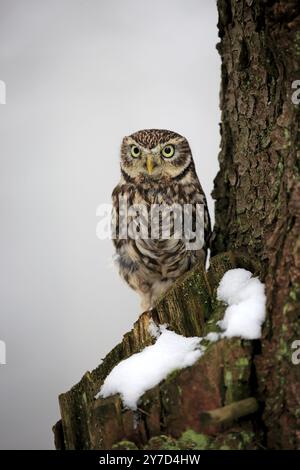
[{"xmin": 146, "ymin": 155, "xmax": 154, "ymax": 175}]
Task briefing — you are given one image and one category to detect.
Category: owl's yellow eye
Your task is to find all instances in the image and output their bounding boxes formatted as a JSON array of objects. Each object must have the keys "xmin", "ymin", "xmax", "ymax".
[
  {"xmin": 161, "ymin": 144, "xmax": 175, "ymax": 158},
  {"xmin": 130, "ymin": 145, "xmax": 140, "ymax": 158}
]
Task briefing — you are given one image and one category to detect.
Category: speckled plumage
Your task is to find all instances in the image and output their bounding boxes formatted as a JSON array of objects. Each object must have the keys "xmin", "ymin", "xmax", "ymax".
[{"xmin": 112, "ymin": 129, "xmax": 211, "ymax": 311}]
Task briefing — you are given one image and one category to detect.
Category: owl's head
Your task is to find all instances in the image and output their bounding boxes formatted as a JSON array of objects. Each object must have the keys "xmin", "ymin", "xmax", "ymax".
[{"xmin": 120, "ymin": 129, "xmax": 194, "ymax": 182}]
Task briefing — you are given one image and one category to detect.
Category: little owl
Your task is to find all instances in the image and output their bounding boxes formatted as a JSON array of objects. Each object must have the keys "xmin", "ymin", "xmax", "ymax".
[{"xmin": 112, "ymin": 129, "xmax": 211, "ymax": 311}]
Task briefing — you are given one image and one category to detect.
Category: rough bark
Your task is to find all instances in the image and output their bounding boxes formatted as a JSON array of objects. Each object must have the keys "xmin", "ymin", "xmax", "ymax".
[{"xmin": 213, "ymin": 0, "xmax": 300, "ymax": 449}]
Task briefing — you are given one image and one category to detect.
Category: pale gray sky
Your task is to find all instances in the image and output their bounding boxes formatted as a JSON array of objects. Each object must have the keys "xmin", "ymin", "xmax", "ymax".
[{"xmin": 0, "ymin": 0, "xmax": 220, "ymax": 449}]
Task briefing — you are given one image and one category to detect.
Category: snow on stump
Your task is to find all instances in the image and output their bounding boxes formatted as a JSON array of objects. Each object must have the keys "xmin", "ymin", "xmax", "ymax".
[{"xmin": 53, "ymin": 251, "xmax": 264, "ymax": 450}]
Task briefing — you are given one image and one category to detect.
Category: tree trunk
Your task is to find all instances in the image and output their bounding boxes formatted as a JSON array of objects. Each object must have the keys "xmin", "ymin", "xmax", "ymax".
[{"xmin": 213, "ymin": 0, "xmax": 300, "ymax": 449}]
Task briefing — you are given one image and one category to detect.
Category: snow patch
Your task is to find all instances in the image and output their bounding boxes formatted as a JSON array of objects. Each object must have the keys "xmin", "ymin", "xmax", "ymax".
[
  {"xmin": 95, "ymin": 328, "xmax": 203, "ymax": 410},
  {"xmin": 95, "ymin": 269, "xmax": 266, "ymax": 410},
  {"xmin": 217, "ymin": 268, "xmax": 266, "ymax": 340},
  {"xmin": 148, "ymin": 319, "xmax": 167, "ymax": 338},
  {"xmin": 205, "ymin": 332, "xmax": 220, "ymax": 342}
]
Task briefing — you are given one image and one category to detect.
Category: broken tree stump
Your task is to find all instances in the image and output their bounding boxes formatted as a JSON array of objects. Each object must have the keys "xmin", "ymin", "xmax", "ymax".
[{"xmin": 53, "ymin": 251, "xmax": 262, "ymax": 450}]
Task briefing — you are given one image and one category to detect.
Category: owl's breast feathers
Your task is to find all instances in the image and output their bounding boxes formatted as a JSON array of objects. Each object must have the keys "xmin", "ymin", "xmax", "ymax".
[{"xmin": 112, "ymin": 176, "xmax": 211, "ymax": 285}]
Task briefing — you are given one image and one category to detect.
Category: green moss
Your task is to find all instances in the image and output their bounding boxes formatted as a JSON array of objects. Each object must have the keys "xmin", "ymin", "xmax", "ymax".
[
  {"xmin": 235, "ymin": 357, "xmax": 250, "ymax": 381},
  {"xmin": 224, "ymin": 349, "xmax": 252, "ymax": 403},
  {"xmin": 166, "ymin": 369, "xmax": 180, "ymax": 382},
  {"xmin": 139, "ymin": 429, "xmax": 257, "ymax": 451},
  {"xmin": 240, "ymin": 430, "xmax": 254, "ymax": 445},
  {"xmin": 277, "ymin": 337, "xmax": 290, "ymax": 360},
  {"xmin": 235, "ymin": 357, "xmax": 249, "ymax": 367},
  {"xmin": 179, "ymin": 430, "xmax": 210, "ymax": 450},
  {"xmin": 289, "ymin": 283, "xmax": 300, "ymax": 302},
  {"xmin": 224, "ymin": 369, "xmax": 236, "ymax": 403},
  {"xmin": 203, "ymin": 296, "xmax": 225, "ymax": 335},
  {"xmin": 215, "ymin": 431, "xmax": 255, "ymax": 450},
  {"xmin": 225, "ymin": 370, "xmax": 233, "ymax": 385},
  {"xmin": 283, "ymin": 303, "xmax": 293, "ymax": 315},
  {"xmin": 112, "ymin": 440, "xmax": 139, "ymax": 450},
  {"xmin": 278, "ymin": 127, "xmax": 291, "ymax": 151},
  {"xmin": 283, "ymin": 283, "xmax": 300, "ymax": 320},
  {"xmin": 294, "ymin": 31, "xmax": 300, "ymax": 56},
  {"xmin": 145, "ymin": 435, "xmax": 180, "ymax": 450},
  {"xmin": 272, "ymin": 157, "xmax": 285, "ymax": 211}
]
